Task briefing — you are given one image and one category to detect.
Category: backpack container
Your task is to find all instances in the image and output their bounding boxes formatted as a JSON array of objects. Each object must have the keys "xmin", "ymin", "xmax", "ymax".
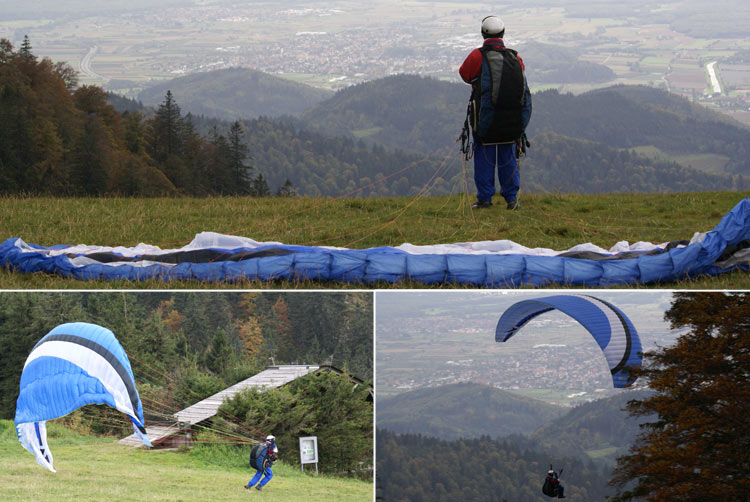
[
  {"xmin": 249, "ymin": 444, "xmax": 267, "ymax": 471},
  {"xmin": 472, "ymin": 46, "xmax": 526, "ymax": 144}
]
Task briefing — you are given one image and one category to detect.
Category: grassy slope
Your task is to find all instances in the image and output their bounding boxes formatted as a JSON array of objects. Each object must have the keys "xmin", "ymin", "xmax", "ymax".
[
  {"xmin": 1, "ymin": 191, "xmax": 749, "ymax": 289},
  {"xmin": 0, "ymin": 421, "xmax": 371, "ymax": 502}
]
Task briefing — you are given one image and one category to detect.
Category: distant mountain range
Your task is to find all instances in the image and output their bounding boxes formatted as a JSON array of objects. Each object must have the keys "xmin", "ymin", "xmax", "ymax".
[
  {"xmin": 115, "ymin": 69, "xmax": 750, "ymax": 196},
  {"xmin": 138, "ymin": 67, "xmax": 333, "ymax": 120},
  {"xmin": 377, "ymin": 383, "xmax": 653, "ymax": 464},
  {"xmin": 376, "ymin": 382, "xmax": 565, "ymax": 439}
]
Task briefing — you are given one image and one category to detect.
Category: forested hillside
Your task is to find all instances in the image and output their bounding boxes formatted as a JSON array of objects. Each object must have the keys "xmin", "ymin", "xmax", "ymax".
[
  {"xmin": 376, "ymin": 429, "xmax": 613, "ymax": 501},
  {"xmin": 529, "ymin": 87, "xmax": 750, "ymax": 176},
  {"xmin": 376, "ymin": 382, "xmax": 564, "ymax": 439},
  {"xmin": 0, "ymin": 292, "xmax": 373, "ymax": 421},
  {"xmin": 300, "ymin": 74, "xmax": 465, "ymax": 154},
  {"xmin": 4, "ymin": 37, "xmax": 747, "ymax": 197},
  {"xmin": 532, "ymin": 390, "xmax": 654, "ymax": 464},
  {"xmin": 0, "ymin": 39, "xmax": 273, "ymax": 196},
  {"xmin": 138, "ymin": 67, "xmax": 333, "ymax": 120}
]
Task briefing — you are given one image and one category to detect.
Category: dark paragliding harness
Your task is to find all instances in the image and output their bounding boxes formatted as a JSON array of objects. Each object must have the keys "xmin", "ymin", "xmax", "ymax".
[
  {"xmin": 542, "ymin": 465, "xmax": 564, "ymax": 498},
  {"xmin": 458, "ymin": 82, "xmax": 530, "ymax": 163},
  {"xmin": 459, "ymin": 99, "xmax": 475, "ymax": 161}
]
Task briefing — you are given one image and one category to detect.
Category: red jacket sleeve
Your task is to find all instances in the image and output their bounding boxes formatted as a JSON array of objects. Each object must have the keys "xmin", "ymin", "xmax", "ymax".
[
  {"xmin": 459, "ymin": 49, "xmax": 482, "ymax": 83},
  {"xmin": 517, "ymin": 54, "xmax": 526, "ymax": 71}
]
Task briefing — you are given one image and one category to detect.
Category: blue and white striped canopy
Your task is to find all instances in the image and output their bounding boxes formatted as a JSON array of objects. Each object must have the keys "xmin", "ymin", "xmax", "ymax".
[
  {"xmin": 495, "ymin": 295, "xmax": 642, "ymax": 387},
  {"xmin": 14, "ymin": 322, "xmax": 151, "ymax": 472}
]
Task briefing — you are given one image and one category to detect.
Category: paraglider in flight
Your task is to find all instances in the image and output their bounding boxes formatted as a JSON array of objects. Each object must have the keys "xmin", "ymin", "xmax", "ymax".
[
  {"xmin": 495, "ymin": 295, "xmax": 642, "ymax": 387},
  {"xmin": 14, "ymin": 322, "xmax": 151, "ymax": 472}
]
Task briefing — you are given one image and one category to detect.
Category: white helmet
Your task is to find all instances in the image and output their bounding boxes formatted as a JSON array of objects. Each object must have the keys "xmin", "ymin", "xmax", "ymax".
[
  {"xmin": 266, "ymin": 435, "xmax": 275, "ymax": 442},
  {"xmin": 481, "ymin": 15, "xmax": 505, "ymax": 38}
]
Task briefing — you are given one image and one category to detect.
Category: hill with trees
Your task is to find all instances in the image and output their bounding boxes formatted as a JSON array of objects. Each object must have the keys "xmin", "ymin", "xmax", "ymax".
[
  {"xmin": 377, "ymin": 383, "xmax": 654, "ymax": 464},
  {"xmin": 3, "ymin": 37, "xmax": 747, "ymax": 197},
  {"xmin": 137, "ymin": 67, "xmax": 333, "ymax": 120},
  {"xmin": 376, "ymin": 382, "xmax": 564, "ymax": 439},
  {"xmin": 300, "ymin": 74, "xmax": 465, "ymax": 155},
  {"xmin": 529, "ymin": 86, "xmax": 750, "ymax": 176},
  {"xmin": 531, "ymin": 390, "xmax": 654, "ymax": 464},
  {"xmin": 0, "ymin": 38, "xmax": 277, "ymax": 196},
  {"xmin": 376, "ymin": 429, "xmax": 613, "ymax": 502}
]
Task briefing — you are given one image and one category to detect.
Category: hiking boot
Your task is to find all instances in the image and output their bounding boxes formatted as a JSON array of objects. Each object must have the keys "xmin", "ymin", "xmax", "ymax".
[
  {"xmin": 506, "ymin": 200, "xmax": 520, "ymax": 210},
  {"xmin": 472, "ymin": 200, "xmax": 492, "ymax": 209},
  {"xmin": 256, "ymin": 485, "xmax": 263, "ymax": 491}
]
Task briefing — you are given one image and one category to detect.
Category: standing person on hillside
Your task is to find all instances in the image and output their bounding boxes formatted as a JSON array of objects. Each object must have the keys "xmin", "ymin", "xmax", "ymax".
[
  {"xmin": 245, "ymin": 435, "xmax": 279, "ymax": 491},
  {"xmin": 459, "ymin": 15, "xmax": 532, "ymax": 210}
]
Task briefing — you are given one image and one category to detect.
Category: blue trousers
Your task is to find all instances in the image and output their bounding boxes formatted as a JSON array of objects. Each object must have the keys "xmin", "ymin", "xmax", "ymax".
[
  {"xmin": 247, "ymin": 467, "xmax": 273, "ymax": 487},
  {"xmin": 473, "ymin": 142, "xmax": 520, "ymax": 203}
]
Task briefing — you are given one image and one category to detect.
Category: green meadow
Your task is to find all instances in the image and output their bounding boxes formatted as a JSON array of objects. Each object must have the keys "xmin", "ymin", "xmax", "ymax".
[
  {"xmin": 1, "ymin": 192, "xmax": 748, "ymax": 289},
  {"xmin": 0, "ymin": 421, "xmax": 371, "ymax": 502}
]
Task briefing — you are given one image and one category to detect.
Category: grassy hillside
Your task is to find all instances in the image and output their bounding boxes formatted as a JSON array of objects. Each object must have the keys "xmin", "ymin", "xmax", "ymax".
[
  {"xmin": 1, "ymin": 192, "xmax": 748, "ymax": 289},
  {"xmin": 377, "ymin": 382, "xmax": 564, "ymax": 439},
  {"xmin": 138, "ymin": 68, "xmax": 333, "ymax": 120},
  {"xmin": 0, "ymin": 421, "xmax": 371, "ymax": 502}
]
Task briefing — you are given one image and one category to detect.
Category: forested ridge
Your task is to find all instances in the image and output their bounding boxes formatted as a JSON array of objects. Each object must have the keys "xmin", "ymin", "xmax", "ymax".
[
  {"xmin": 137, "ymin": 67, "xmax": 333, "ymax": 121},
  {"xmin": 531, "ymin": 390, "xmax": 654, "ymax": 464},
  {"xmin": 3, "ymin": 37, "xmax": 749, "ymax": 197},
  {"xmin": 0, "ymin": 38, "xmax": 275, "ymax": 197},
  {"xmin": 377, "ymin": 382, "xmax": 564, "ymax": 439},
  {"xmin": 378, "ymin": 384, "xmax": 652, "ymax": 464},
  {"xmin": 376, "ymin": 429, "xmax": 613, "ymax": 502}
]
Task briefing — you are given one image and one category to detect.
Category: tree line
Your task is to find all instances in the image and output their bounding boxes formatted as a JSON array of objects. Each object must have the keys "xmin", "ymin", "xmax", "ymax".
[
  {"xmin": 376, "ymin": 429, "xmax": 613, "ymax": 502},
  {"xmin": 0, "ymin": 37, "xmax": 293, "ymax": 196},
  {"xmin": 3, "ymin": 38, "xmax": 747, "ymax": 198}
]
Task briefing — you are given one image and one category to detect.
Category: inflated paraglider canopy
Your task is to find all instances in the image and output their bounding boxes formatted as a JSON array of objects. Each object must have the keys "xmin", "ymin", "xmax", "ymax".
[
  {"xmin": 14, "ymin": 322, "xmax": 151, "ymax": 472},
  {"xmin": 495, "ymin": 295, "xmax": 642, "ymax": 387}
]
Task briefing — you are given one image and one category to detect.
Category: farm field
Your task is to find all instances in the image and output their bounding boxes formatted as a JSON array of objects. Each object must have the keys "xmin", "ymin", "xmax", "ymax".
[{"xmin": 1, "ymin": 0, "xmax": 748, "ymax": 105}]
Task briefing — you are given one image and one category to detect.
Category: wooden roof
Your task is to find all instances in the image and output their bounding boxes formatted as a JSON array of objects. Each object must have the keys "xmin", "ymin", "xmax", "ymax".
[{"xmin": 118, "ymin": 365, "xmax": 319, "ymax": 446}]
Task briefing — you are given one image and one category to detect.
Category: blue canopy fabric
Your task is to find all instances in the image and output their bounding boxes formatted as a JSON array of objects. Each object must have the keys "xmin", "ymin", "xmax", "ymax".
[
  {"xmin": 1, "ymin": 198, "xmax": 749, "ymax": 287},
  {"xmin": 495, "ymin": 295, "xmax": 642, "ymax": 387},
  {"xmin": 14, "ymin": 322, "xmax": 150, "ymax": 472}
]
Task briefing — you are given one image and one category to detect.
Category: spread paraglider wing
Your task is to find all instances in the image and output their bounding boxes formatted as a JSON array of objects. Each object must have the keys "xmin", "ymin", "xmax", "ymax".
[
  {"xmin": 495, "ymin": 295, "xmax": 642, "ymax": 388},
  {"xmin": 14, "ymin": 322, "xmax": 151, "ymax": 472}
]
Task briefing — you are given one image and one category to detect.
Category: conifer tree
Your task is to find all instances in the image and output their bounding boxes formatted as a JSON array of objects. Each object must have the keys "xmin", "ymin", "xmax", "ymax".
[
  {"xmin": 276, "ymin": 178, "xmax": 297, "ymax": 197},
  {"xmin": 19, "ymin": 35, "xmax": 34, "ymax": 61},
  {"xmin": 149, "ymin": 90, "xmax": 184, "ymax": 164},
  {"xmin": 252, "ymin": 173, "xmax": 270, "ymax": 196},
  {"xmin": 204, "ymin": 328, "xmax": 232, "ymax": 375},
  {"xmin": 228, "ymin": 121, "xmax": 253, "ymax": 193}
]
